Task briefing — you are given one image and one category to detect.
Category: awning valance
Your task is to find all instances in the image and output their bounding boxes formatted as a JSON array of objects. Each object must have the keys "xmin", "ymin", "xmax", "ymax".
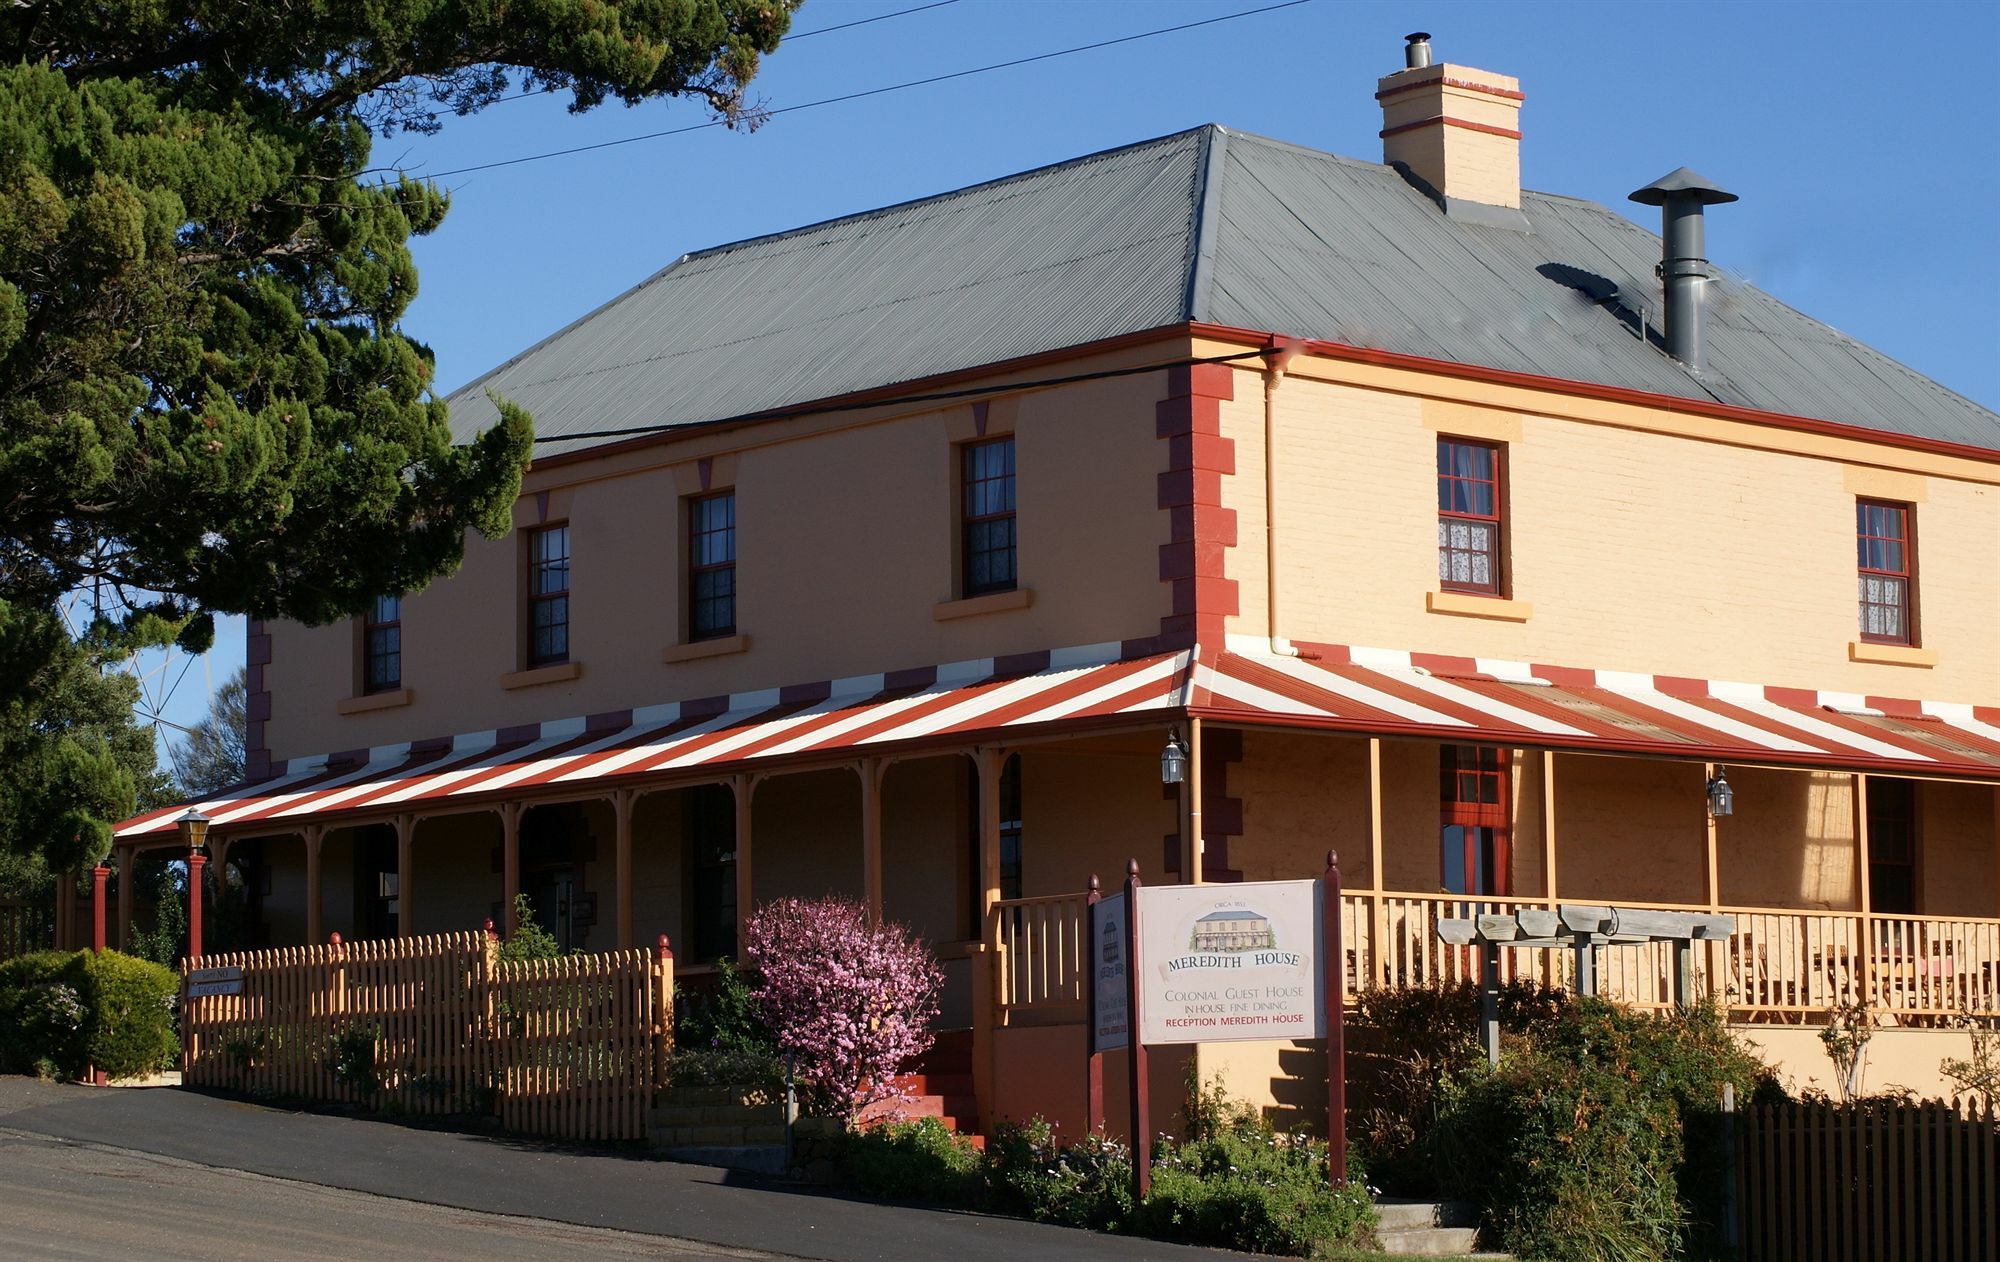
[
  {"xmin": 1196, "ymin": 642, "xmax": 2000, "ymax": 779},
  {"xmin": 115, "ymin": 645, "xmax": 1189, "ymax": 841},
  {"xmin": 117, "ymin": 638, "xmax": 2000, "ymax": 843}
]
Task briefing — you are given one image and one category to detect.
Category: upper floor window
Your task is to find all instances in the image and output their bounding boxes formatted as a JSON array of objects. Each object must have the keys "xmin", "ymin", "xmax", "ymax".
[
  {"xmin": 688, "ymin": 492, "xmax": 737, "ymax": 641},
  {"xmin": 363, "ymin": 595, "xmax": 401, "ymax": 693},
  {"xmin": 1440, "ymin": 745, "xmax": 1509, "ymax": 896},
  {"xmin": 527, "ymin": 524, "xmax": 570, "ymax": 666},
  {"xmin": 1856, "ymin": 499, "xmax": 1915, "ymax": 645},
  {"xmin": 961, "ymin": 437, "xmax": 1016, "ymax": 597},
  {"xmin": 1437, "ymin": 438, "xmax": 1504, "ymax": 596}
]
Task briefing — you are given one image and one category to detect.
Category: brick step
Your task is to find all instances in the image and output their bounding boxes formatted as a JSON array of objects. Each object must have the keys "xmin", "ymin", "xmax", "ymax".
[{"xmin": 891, "ymin": 1072, "xmax": 974, "ymax": 1098}]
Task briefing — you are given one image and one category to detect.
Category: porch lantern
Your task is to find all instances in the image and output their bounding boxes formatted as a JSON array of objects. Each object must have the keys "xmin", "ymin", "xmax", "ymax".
[
  {"xmin": 1705, "ymin": 768, "xmax": 1734, "ymax": 818},
  {"xmin": 176, "ymin": 807, "xmax": 211, "ymax": 853},
  {"xmin": 1160, "ymin": 731, "xmax": 1189, "ymax": 785}
]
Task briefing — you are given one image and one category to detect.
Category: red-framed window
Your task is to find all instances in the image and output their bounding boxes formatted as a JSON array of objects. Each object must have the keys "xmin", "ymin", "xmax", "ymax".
[
  {"xmin": 1437, "ymin": 438, "xmax": 1505, "ymax": 595},
  {"xmin": 1856, "ymin": 499, "xmax": 1915, "ymax": 645},
  {"xmin": 1440, "ymin": 745, "xmax": 1509, "ymax": 896},
  {"xmin": 526, "ymin": 524, "xmax": 570, "ymax": 666},
  {"xmin": 362, "ymin": 594, "xmax": 401, "ymax": 693},
  {"xmin": 1866, "ymin": 778, "xmax": 1917, "ymax": 915},
  {"xmin": 688, "ymin": 491, "xmax": 736, "ymax": 641},
  {"xmin": 961, "ymin": 437, "xmax": 1017, "ymax": 597}
]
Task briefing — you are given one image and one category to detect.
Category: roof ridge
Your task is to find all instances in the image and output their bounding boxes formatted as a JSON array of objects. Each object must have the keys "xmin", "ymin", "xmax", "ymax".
[
  {"xmin": 1183, "ymin": 125, "xmax": 1227, "ymax": 321},
  {"xmin": 682, "ymin": 124, "xmax": 1213, "ymax": 264}
]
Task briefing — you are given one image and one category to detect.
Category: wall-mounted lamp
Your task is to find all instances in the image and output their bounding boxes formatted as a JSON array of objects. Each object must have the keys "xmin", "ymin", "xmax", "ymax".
[
  {"xmin": 1705, "ymin": 768, "xmax": 1734, "ymax": 818},
  {"xmin": 1160, "ymin": 732, "xmax": 1189, "ymax": 785}
]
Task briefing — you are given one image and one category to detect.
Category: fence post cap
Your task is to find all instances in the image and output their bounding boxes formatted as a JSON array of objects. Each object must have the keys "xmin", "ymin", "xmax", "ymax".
[
  {"xmin": 483, "ymin": 917, "xmax": 495, "ymax": 937},
  {"xmin": 328, "ymin": 932, "xmax": 341, "ymax": 946},
  {"xmin": 656, "ymin": 933, "xmax": 672, "ymax": 961}
]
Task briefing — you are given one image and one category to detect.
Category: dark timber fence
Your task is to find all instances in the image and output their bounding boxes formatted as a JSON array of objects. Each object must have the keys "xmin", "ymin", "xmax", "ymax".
[{"xmin": 1739, "ymin": 1095, "xmax": 1997, "ymax": 1262}]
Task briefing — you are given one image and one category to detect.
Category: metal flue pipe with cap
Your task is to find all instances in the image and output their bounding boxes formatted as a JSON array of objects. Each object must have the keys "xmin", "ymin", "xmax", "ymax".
[
  {"xmin": 1403, "ymin": 31, "xmax": 1433, "ymax": 69},
  {"xmin": 1629, "ymin": 168, "xmax": 1738, "ymax": 375}
]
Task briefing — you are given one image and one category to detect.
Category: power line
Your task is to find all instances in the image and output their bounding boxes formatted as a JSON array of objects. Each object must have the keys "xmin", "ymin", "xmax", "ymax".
[
  {"xmin": 476, "ymin": 1, "xmax": 964, "ymax": 109},
  {"xmin": 421, "ymin": 0, "xmax": 1313, "ymax": 179},
  {"xmin": 788, "ymin": 0, "xmax": 962, "ymax": 40}
]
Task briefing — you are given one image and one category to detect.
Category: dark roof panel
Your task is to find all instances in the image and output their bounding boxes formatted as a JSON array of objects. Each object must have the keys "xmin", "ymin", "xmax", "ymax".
[{"xmin": 448, "ymin": 124, "xmax": 1999, "ymax": 456}]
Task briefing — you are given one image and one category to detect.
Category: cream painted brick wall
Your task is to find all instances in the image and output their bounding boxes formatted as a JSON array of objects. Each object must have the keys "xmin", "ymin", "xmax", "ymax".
[{"xmin": 1225, "ymin": 370, "xmax": 2000, "ymax": 700}]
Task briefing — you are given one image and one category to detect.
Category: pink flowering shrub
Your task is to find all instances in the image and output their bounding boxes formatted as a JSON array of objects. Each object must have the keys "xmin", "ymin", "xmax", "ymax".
[{"xmin": 743, "ymin": 896, "xmax": 944, "ymax": 1123}]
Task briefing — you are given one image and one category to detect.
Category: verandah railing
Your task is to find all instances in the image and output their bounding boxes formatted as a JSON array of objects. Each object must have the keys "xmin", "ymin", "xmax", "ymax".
[
  {"xmin": 180, "ymin": 930, "xmax": 673, "ymax": 1141},
  {"xmin": 990, "ymin": 890, "xmax": 2000, "ymax": 1024}
]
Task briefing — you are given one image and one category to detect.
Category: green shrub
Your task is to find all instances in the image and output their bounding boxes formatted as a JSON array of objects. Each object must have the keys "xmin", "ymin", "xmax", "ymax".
[
  {"xmin": 1136, "ymin": 1094, "xmax": 1376, "ymax": 1258},
  {"xmin": 843, "ymin": 1117, "xmax": 983, "ymax": 1205},
  {"xmin": 985, "ymin": 1117, "xmax": 1134, "ymax": 1231},
  {"xmin": 1426, "ymin": 997, "xmax": 1776, "ymax": 1262},
  {"xmin": 72, "ymin": 950, "xmax": 179, "ymax": 1078},
  {"xmin": 0, "ymin": 950, "xmax": 178, "ymax": 1080},
  {"xmin": 0, "ymin": 951, "xmax": 88, "ymax": 1075},
  {"xmin": 497, "ymin": 894, "xmax": 561, "ymax": 962},
  {"xmin": 674, "ymin": 958, "xmax": 773, "ymax": 1055},
  {"xmin": 328, "ymin": 1022, "xmax": 383, "ymax": 1096},
  {"xmin": 1351, "ymin": 978, "xmax": 1568, "ymax": 1195}
]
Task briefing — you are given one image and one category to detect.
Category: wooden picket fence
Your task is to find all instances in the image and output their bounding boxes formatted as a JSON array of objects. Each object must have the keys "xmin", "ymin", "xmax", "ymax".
[
  {"xmin": 180, "ymin": 931, "xmax": 673, "ymax": 1142},
  {"xmin": 1739, "ymin": 1095, "xmax": 1998, "ymax": 1261}
]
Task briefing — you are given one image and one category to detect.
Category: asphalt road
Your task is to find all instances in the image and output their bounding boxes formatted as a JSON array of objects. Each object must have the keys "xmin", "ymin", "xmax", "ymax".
[
  {"xmin": 0, "ymin": 1078, "xmax": 1221, "ymax": 1261},
  {"xmin": 0, "ymin": 1129, "xmax": 775, "ymax": 1261}
]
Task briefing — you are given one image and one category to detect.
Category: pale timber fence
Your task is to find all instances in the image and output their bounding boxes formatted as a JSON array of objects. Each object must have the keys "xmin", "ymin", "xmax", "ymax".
[
  {"xmin": 990, "ymin": 890, "xmax": 2000, "ymax": 1024},
  {"xmin": 180, "ymin": 930, "xmax": 673, "ymax": 1142},
  {"xmin": 1739, "ymin": 1095, "xmax": 1998, "ymax": 1262}
]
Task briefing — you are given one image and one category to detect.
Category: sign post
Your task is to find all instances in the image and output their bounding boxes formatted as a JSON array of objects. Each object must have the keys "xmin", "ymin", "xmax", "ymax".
[
  {"xmin": 1323, "ymin": 851, "xmax": 1347, "ymax": 1189},
  {"xmin": 1123, "ymin": 859, "xmax": 1150, "ymax": 1200}
]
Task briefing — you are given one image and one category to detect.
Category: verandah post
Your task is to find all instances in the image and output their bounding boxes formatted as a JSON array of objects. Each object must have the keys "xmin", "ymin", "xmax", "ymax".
[
  {"xmin": 1085, "ymin": 874, "xmax": 1103, "ymax": 1135},
  {"xmin": 1323, "ymin": 850, "xmax": 1347, "ymax": 1188},
  {"xmin": 90, "ymin": 862, "xmax": 109, "ymax": 952},
  {"xmin": 1124, "ymin": 859, "xmax": 1150, "ymax": 1200}
]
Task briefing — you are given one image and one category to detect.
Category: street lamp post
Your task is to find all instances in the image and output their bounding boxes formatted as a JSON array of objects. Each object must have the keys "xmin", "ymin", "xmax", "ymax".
[{"xmin": 178, "ymin": 808, "xmax": 210, "ymax": 961}]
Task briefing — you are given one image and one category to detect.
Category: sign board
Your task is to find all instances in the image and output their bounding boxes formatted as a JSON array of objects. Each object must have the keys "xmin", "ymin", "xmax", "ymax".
[
  {"xmin": 1088, "ymin": 893, "xmax": 1129, "ymax": 1053},
  {"xmin": 1135, "ymin": 880, "xmax": 1324, "ymax": 1045},
  {"xmin": 185, "ymin": 966, "xmax": 244, "ymax": 998}
]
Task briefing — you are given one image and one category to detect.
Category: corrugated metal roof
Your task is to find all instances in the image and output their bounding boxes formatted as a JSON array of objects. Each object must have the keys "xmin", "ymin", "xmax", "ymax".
[
  {"xmin": 447, "ymin": 124, "xmax": 1999, "ymax": 456},
  {"xmin": 448, "ymin": 129, "xmax": 1208, "ymax": 458}
]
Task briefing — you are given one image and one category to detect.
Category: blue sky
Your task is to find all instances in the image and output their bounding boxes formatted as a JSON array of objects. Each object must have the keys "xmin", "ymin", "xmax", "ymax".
[{"xmin": 143, "ymin": 0, "xmax": 1998, "ymax": 766}]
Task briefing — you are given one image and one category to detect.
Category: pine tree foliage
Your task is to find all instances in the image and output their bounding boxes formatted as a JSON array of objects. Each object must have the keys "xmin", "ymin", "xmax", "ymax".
[{"xmin": 0, "ymin": 1, "xmax": 796, "ymax": 871}]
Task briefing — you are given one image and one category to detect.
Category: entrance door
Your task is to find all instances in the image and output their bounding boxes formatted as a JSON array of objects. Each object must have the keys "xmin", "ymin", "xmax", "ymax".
[{"xmin": 1440, "ymin": 746, "xmax": 1510, "ymax": 897}]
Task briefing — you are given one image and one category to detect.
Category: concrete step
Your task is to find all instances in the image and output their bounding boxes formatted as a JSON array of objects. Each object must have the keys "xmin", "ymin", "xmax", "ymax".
[
  {"xmin": 1375, "ymin": 1199, "xmax": 1480, "ymax": 1231},
  {"xmin": 1376, "ymin": 1225, "xmax": 1483, "ymax": 1257}
]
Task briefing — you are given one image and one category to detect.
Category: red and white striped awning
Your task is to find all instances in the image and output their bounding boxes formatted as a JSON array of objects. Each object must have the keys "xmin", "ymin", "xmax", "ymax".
[
  {"xmin": 1195, "ymin": 642, "xmax": 2000, "ymax": 779},
  {"xmin": 117, "ymin": 638, "xmax": 2000, "ymax": 843},
  {"xmin": 115, "ymin": 644, "xmax": 1190, "ymax": 841}
]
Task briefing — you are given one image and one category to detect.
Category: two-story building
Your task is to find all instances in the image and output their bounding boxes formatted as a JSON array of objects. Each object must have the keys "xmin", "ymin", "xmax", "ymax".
[{"xmin": 119, "ymin": 37, "xmax": 2000, "ymax": 1124}]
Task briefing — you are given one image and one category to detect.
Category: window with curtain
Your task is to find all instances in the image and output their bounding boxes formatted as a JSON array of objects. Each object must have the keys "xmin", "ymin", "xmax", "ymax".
[
  {"xmin": 1437, "ymin": 438, "xmax": 1504, "ymax": 595},
  {"xmin": 688, "ymin": 491, "xmax": 736, "ymax": 641},
  {"xmin": 1856, "ymin": 499, "xmax": 1915, "ymax": 645},
  {"xmin": 961, "ymin": 437, "xmax": 1017, "ymax": 597},
  {"xmin": 526, "ymin": 524, "xmax": 570, "ymax": 666},
  {"xmin": 362, "ymin": 594, "xmax": 400, "ymax": 693}
]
